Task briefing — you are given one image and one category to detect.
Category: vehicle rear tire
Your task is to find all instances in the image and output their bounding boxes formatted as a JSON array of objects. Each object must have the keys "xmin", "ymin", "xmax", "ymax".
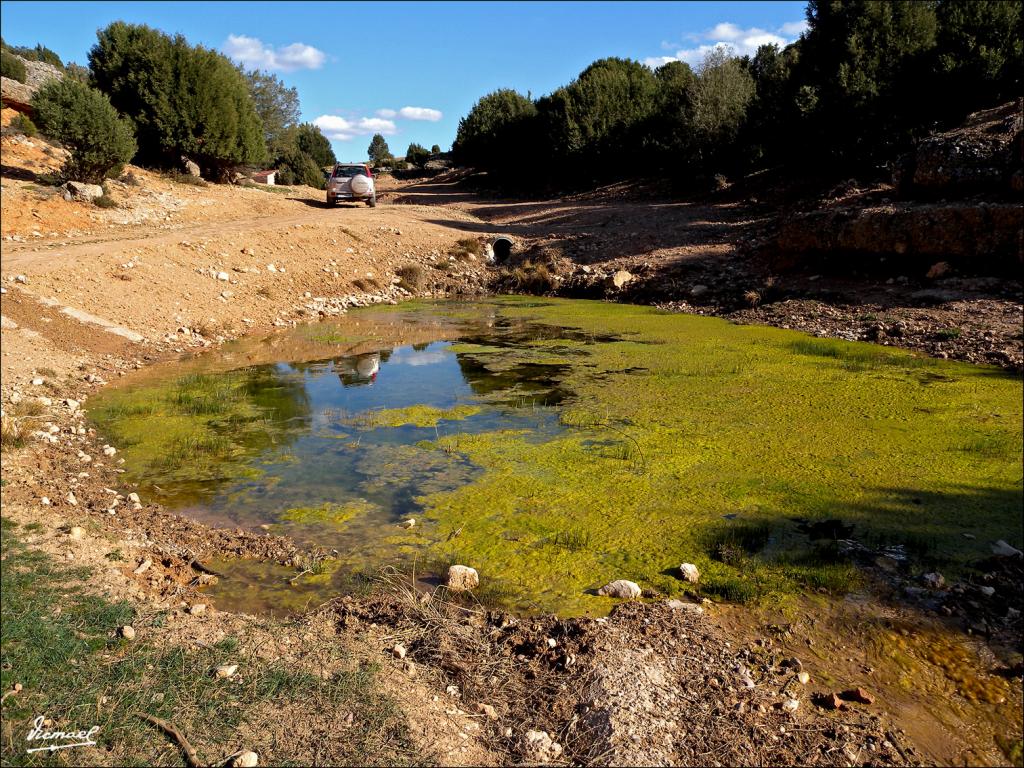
[{"xmin": 366, "ymin": 196, "xmax": 377, "ymax": 208}]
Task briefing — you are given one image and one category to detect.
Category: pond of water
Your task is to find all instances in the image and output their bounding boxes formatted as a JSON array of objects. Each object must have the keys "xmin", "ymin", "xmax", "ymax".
[{"xmin": 89, "ymin": 297, "xmax": 1023, "ymax": 617}]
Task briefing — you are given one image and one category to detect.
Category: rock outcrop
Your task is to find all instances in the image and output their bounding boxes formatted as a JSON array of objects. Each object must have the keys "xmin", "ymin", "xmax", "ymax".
[
  {"xmin": 1, "ymin": 56, "xmax": 63, "ymax": 114},
  {"xmin": 894, "ymin": 100, "xmax": 1023, "ymax": 198}
]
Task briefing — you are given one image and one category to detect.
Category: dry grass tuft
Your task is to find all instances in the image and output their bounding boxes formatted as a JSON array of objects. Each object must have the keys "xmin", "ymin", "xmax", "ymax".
[{"xmin": 395, "ymin": 264, "xmax": 425, "ymax": 291}]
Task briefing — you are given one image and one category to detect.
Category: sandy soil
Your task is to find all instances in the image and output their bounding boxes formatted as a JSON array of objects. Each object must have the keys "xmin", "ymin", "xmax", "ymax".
[{"xmin": 2, "ymin": 121, "xmax": 1021, "ymax": 765}]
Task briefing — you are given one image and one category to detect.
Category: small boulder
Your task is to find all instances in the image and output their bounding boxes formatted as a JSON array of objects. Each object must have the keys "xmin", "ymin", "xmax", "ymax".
[
  {"xmin": 607, "ymin": 270, "xmax": 633, "ymax": 289},
  {"xmin": 922, "ymin": 572, "xmax": 945, "ymax": 589},
  {"xmin": 61, "ymin": 182, "xmax": 104, "ymax": 203},
  {"xmin": 119, "ymin": 625, "xmax": 136, "ymax": 640},
  {"xmin": 679, "ymin": 563, "xmax": 700, "ymax": 583},
  {"xmin": 133, "ymin": 558, "xmax": 152, "ymax": 575},
  {"xmin": 991, "ymin": 540, "xmax": 1023, "ymax": 558},
  {"xmin": 68, "ymin": 526, "xmax": 85, "ymax": 540},
  {"xmin": 215, "ymin": 663, "xmax": 238, "ymax": 679},
  {"xmin": 392, "ymin": 644, "xmax": 407, "ymax": 660},
  {"xmin": 447, "ymin": 565, "xmax": 479, "ymax": 592},
  {"xmin": 182, "ymin": 157, "xmax": 202, "ymax": 178},
  {"xmin": 597, "ymin": 579, "xmax": 641, "ymax": 599},
  {"xmin": 477, "ymin": 703, "xmax": 499, "ymax": 721},
  {"xmin": 188, "ymin": 603, "xmax": 207, "ymax": 616},
  {"xmin": 690, "ymin": 284, "xmax": 709, "ymax": 298},
  {"xmin": 841, "ymin": 687, "xmax": 875, "ymax": 705},
  {"xmin": 521, "ymin": 730, "xmax": 562, "ymax": 764},
  {"xmin": 781, "ymin": 698, "xmax": 800, "ymax": 713},
  {"xmin": 231, "ymin": 752, "xmax": 259, "ymax": 768}
]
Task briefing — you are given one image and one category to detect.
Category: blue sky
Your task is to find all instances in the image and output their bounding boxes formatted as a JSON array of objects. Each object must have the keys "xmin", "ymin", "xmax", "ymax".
[{"xmin": 1, "ymin": 1, "xmax": 807, "ymax": 160}]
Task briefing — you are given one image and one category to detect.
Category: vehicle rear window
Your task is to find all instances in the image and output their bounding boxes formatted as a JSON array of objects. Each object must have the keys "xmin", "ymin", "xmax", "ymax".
[{"xmin": 333, "ymin": 166, "xmax": 366, "ymax": 178}]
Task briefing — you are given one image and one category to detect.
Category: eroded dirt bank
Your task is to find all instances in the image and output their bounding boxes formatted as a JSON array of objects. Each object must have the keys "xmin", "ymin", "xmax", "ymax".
[{"xmin": 2, "ymin": 129, "xmax": 1022, "ymax": 764}]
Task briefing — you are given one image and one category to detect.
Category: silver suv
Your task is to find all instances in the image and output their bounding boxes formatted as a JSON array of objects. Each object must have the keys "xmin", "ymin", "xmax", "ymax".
[{"xmin": 327, "ymin": 163, "xmax": 376, "ymax": 207}]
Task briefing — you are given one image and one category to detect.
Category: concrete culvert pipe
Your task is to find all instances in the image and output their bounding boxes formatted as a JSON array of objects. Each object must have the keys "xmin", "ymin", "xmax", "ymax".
[{"xmin": 491, "ymin": 237, "xmax": 514, "ymax": 263}]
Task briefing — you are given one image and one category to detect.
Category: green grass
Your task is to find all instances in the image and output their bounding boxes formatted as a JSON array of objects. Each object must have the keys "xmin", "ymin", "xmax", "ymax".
[{"xmin": 0, "ymin": 518, "xmax": 417, "ymax": 767}]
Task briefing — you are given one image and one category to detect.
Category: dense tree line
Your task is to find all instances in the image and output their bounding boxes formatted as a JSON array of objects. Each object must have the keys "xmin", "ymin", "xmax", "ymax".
[
  {"xmin": 454, "ymin": 0, "xmax": 1022, "ymax": 190},
  {"xmin": 17, "ymin": 22, "xmax": 337, "ymax": 186}
]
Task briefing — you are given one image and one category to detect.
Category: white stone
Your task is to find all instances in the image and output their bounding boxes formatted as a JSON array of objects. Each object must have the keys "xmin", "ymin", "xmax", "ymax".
[
  {"xmin": 103, "ymin": 446, "xmax": 117, "ymax": 456},
  {"xmin": 31, "ymin": 378, "xmax": 43, "ymax": 386},
  {"xmin": 797, "ymin": 671, "xmax": 811, "ymax": 685},
  {"xmin": 69, "ymin": 526, "xmax": 85, "ymax": 540},
  {"xmin": 128, "ymin": 492, "xmax": 141, "ymax": 504},
  {"xmin": 189, "ymin": 603, "xmax": 207, "ymax": 616},
  {"xmin": 680, "ymin": 563, "xmax": 700, "ymax": 583},
  {"xmin": 666, "ymin": 598, "xmax": 704, "ymax": 615},
  {"xmin": 477, "ymin": 702, "xmax": 499, "ymax": 720},
  {"xmin": 392, "ymin": 644, "xmax": 407, "ymax": 660},
  {"xmin": 597, "ymin": 579, "xmax": 642, "ymax": 599},
  {"xmin": 447, "ymin": 565, "xmax": 479, "ymax": 592},
  {"xmin": 215, "ymin": 663, "xmax": 238, "ymax": 679},
  {"xmin": 521, "ymin": 730, "xmax": 563, "ymax": 763},
  {"xmin": 216, "ymin": 272, "xmax": 230, "ymax": 281},
  {"xmin": 119, "ymin": 625, "xmax": 136, "ymax": 640},
  {"xmin": 782, "ymin": 698, "xmax": 800, "ymax": 713},
  {"xmin": 400, "ymin": 518, "xmax": 416, "ymax": 529},
  {"xmin": 991, "ymin": 540, "xmax": 1023, "ymax": 558},
  {"xmin": 979, "ymin": 585, "xmax": 995, "ymax": 597},
  {"xmin": 133, "ymin": 558, "xmax": 152, "ymax": 575},
  {"xmin": 231, "ymin": 751, "xmax": 259, "ymax": 768},
  {"xmin": 66, "ymin": 491, "xmax": 78, "ymax": 506}
]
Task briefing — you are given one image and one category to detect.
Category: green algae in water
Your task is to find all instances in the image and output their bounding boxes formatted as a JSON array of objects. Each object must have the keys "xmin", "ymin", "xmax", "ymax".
[
  {"xmin": 351, "ymin": 404, "xmax": 482, "ymax": 429},
  {"xmin": 88, "ymin": 298, "xmax": 1023, "ymax": 616}
]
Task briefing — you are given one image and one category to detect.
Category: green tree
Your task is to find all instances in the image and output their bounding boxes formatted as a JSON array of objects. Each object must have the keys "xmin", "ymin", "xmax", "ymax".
[
  {"xmin": 367, "ymin": 133, "xmax": 392, "ymax": 164},
  {"xmin": 89, "ymin": 22, "xmax": 266, "ymax": 176},
  {"xmin": 276, "ymin": 146, "xmax": 327, "ymax": 189},
  {"xmin": 32, "ymin": 78, "xmax": 137, "ymax": 184},
  {"xmin": 796, "ymin": 0, "xmax": 939, "ymax": 167},
  {"xmin": 1, "ymin": 49, "xmax": 26, "ymax": 83},
  {"xmin": 295, "ymin": 122, "xmax": 336, "ymax": 167},
  {"xmin": 246, "ymin": 69, "xmax": 300, "ymax": 156},
  {"xmin": 687, "ymin": 49, "xmax": 755, "ymax": 165},
  {"xmin": 405, "ymin": 142, "xmax": 430, "ymax": 168},
  {"xmin": 933, "ymin": 0, "xmax": 1023, "ymax": 122},
  {"xmin": 452, "ymin": 88, "xmax": 536, "ymax": 169},
  {"xmin": 430, "ymin": 144, "xmax": 441, "ymax": 154}
]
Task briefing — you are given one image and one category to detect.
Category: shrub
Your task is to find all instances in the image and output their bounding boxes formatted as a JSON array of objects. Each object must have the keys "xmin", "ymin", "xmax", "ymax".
[
  {"xmin": 89, "ymin": 22, "xmax": 266, "ymax": 175},
  {"xmin": 10, "ymin": 113, "xmax": 37, "ymax": 137},
  {"xmin": 93, "ymin": 194, "xmax": 118, "ymax": 208},
  {"xmin": 395, "ymin": 264, "xmax": 425, "ymax": 290},
  {"xmin": 32, "ymin": 78, "xmax": 137, "ymax": 184},
  {"xmin": 1, "ymin": 49, "xmax": 26, "ymax": 82},
  {"xmin": 405, "ymin": 142, "xmax": 429, "ymax": 168}
]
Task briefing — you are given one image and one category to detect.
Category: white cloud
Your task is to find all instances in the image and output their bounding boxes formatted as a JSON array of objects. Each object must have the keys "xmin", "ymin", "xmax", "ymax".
[
  {"xmin": 313, "ymin": 115, "xmax": 397, "ymax": 141},
  {"xmin": 708, "ymin": 22, "xmax": 744, "ymax": 41},
  {"xmin": 780, "ymin": 20, "xmax": 809, "ymax": 37},
  {"xmin": 397, "ymin": 106, "xmax": 443, "ymax": 122},
  {"xmin": 643, "ymin": 55, "xmax": 681, "ymax": 69},
  {"xmin": 645, "ymin": 21, "xmax": 802, "ymax": 69},
  {"xmin": 376, "ymin": 108, "xmax": 397, "ymax": 118},
  {"xmin": 223, "ymin": 34, "xmax": 326, "ymax": 72}
]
